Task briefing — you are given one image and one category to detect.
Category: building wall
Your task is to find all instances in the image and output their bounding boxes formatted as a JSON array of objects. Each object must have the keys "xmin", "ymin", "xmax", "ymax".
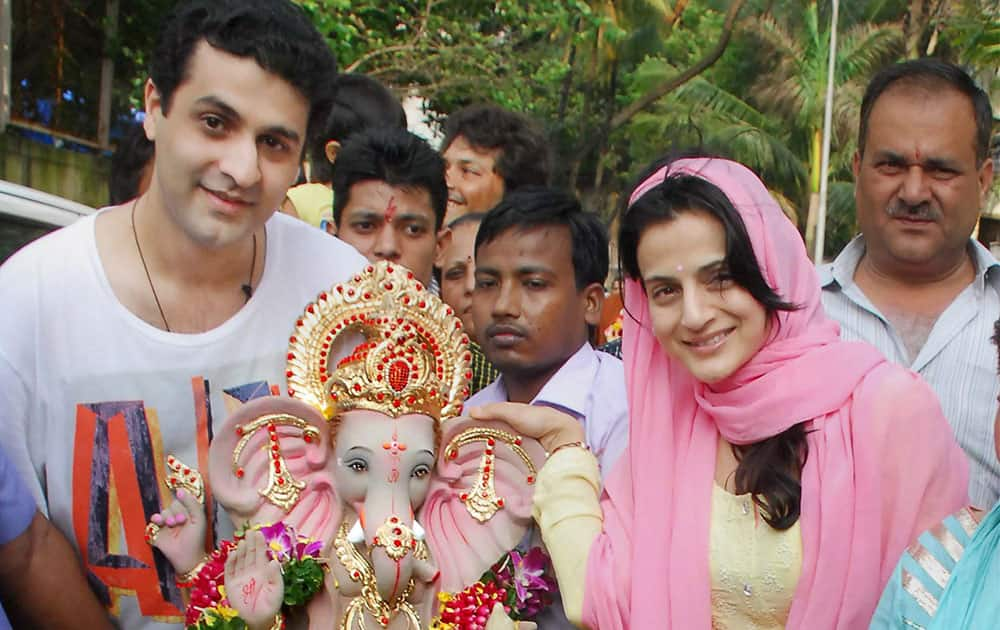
[{"xmin": 0, "ymin": 133, "xmax": 109, "ymax": 208}]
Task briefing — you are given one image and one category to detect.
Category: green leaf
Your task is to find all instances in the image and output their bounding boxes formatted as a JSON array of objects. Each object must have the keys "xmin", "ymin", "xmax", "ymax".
[{"xmin": 282, "ymin": 558, "xmax": 326, "ymax": 608}]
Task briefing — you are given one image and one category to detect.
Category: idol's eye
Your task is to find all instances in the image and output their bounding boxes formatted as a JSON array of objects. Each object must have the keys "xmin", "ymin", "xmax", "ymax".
[
  {"xmin": 411, "ymin": 464, "xmax": 431, "ymax": 479},
  {"xmin": 346, "ymin": 459, "xmax": 368, "ymax": 473}
]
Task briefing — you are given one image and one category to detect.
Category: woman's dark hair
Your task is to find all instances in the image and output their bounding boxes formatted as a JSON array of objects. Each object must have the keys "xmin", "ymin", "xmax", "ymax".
[{"xmin": 618, "ymin": 154, "xmax": 806, "ymax": 530}]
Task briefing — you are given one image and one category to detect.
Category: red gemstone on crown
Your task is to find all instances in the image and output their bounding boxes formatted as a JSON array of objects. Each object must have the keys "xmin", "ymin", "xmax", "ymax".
[{"xmin": 388, "ymin": 360, "xmax": 411, "ymax": 392}]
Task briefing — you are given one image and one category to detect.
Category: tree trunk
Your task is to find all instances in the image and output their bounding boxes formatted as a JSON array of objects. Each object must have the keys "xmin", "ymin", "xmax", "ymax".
[
  {"xmin": 557, "ymin": 18, "xmax": 581, "ymax": 123},
  {"xmin": 904, "ymin": 0, "xmax": 925, "ymax": 58},
  {"xmin": 0, "ymin": 0, "xmax": 10, "ymax": 129},
  {"xmin": 804, "ymin": 191, "xmax": 820, "ymax": 260},
  {"xmin": 52, "ymin": 0, "xmax": 65, "ymax": 131},
  {"xmin": 666, "ymin": 0, "xmax": 690, "ymax": 28},
  {"xmin": 804, "ymin": 128, "xmax": 822, "ymax": 257},
  {"xmin": 569, "ymin": 0, "xmax": 746, "ymax": 177},
  {"xmin": 98, "ymin": 0, "xmax": 119, "ymax": 148}
]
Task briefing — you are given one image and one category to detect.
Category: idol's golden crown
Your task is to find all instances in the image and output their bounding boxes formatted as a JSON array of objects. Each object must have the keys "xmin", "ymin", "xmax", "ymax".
[{"xmin": 286, "ymin": 261, "xmax": 472, "ymax": 421}]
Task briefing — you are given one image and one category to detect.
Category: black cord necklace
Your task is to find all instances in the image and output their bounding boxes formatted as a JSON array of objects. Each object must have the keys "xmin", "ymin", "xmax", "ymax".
[{"xmin": 130, "ymin": 197, "xmax": 256, "ymax": 332}]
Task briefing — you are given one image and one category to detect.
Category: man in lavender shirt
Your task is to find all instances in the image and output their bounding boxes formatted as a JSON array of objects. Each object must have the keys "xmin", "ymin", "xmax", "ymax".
[
  {"xmin": 0, "ymin": 444, "xmax": 110, "ymax": 629},
  {"xmin": 466, "ymin": 187, "xmax": 628, "ymax": 477}
]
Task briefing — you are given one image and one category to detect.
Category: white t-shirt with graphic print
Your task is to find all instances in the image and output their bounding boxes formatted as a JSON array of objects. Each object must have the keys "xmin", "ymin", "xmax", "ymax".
[{"xmin": 0, "ymin": 210, "xmax": 365, "ymax": 629}]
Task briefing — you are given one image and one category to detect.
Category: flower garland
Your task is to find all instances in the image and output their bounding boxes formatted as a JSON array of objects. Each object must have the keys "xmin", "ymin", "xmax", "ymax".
[
  {"xmin": 182, "ymin": 522, "xmax": 325, "ymax": 630},
  {"xmin": 431, "ymin": 547, "xmax": 556, "ymax": 630}
]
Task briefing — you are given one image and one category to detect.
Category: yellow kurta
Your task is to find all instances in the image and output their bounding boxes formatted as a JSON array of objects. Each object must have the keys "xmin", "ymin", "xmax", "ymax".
[{"xmin": 709, "ymin": 483, "xmax": 802, "ymax": 629}]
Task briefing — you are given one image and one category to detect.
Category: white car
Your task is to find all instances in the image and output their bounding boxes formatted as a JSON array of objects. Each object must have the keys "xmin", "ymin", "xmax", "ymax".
[{"xmin": 0, "ymin": 180, "xmax": 96, "ymax": 262}]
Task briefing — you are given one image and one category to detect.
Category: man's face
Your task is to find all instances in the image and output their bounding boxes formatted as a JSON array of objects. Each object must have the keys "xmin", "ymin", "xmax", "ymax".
[
  {"xmin": 143, "ymin": 41, "xmax": 308, "ymax": 249},
  {"xmin": 337, "ymin": 180, "xmax": 439, "ymax": 285},
  {"xmin": 442, "ymin": 135, "xmax": 505, "ymax": 223},
  {"xmin": 472, "ymin": 225, "xmax": 602, "ymax": 387},
  {"xmin": 436, "ymin": 220, "xmax": 480, "ymax": 339},
  {"xmin": 854, "ymin": 85, "xmax": 993, "ymax": 270}
]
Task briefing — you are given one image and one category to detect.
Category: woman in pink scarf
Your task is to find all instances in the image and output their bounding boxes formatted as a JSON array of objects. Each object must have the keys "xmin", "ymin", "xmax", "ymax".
[{"xmin": 472, "ymin": 155, "xmax": 969, "ymax": 629}]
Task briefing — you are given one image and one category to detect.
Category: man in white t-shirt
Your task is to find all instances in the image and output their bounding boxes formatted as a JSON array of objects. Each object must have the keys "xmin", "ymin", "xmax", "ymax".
[{"xmin": 0, "ymin": 2, "xmax": 365, "ymax": 628}]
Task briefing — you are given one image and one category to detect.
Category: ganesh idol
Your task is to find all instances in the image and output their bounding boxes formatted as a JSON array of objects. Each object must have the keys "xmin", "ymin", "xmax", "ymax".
[{"xmin": 143, "ymin": 261, "xmax": 551, "ymax": 630}]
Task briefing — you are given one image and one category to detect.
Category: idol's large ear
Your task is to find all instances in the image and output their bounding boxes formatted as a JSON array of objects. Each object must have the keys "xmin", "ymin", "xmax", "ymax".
[
  {"xmin": 418, "ymin": 417, "xmax": 546, "ymax": 592},
  {"xmin": 209, "ymin": 397, "xmax": 341, "ymax": 548}
]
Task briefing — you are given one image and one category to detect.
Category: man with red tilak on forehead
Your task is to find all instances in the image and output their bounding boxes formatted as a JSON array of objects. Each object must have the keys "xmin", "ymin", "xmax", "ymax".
[
  {"xmin": 820, "ymin": 59, "xmax": 998, "ymax": 509},
  {"xmin": 332, "ymin": 128, "xmax": 447, "ymax": 292}
]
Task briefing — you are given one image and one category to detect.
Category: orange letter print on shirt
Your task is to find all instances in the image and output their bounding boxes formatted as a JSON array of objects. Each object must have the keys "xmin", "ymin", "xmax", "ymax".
[{"xmin": 72, "ymin": 401, "xmax": 184, "ymax": 620}]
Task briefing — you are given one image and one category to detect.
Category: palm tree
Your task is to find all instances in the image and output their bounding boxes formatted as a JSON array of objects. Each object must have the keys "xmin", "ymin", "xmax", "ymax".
[
  {"xmin": 617, "ymin": 2, "xmax": 901, "ymax": 257},
  {"xmin": 748, "ymin": 1, "xmax": 901, "ymax": 254}
]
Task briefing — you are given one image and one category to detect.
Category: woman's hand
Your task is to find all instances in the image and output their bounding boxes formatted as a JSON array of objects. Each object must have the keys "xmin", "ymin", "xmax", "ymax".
[{"xmin": 470, "ymin": 403, "xmax": 585, "ymax": 454}]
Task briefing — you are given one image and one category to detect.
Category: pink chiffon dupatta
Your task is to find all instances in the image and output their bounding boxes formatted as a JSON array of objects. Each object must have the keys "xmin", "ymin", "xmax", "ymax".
[{"xmin": 582, "ymin": 158, "xmax": 969, "ymax": 629}]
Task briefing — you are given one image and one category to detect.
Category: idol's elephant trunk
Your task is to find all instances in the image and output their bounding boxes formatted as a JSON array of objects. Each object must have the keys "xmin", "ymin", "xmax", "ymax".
[{"xmin": 357, "ymin": 484, "xmax": 434, "ymax": 604}]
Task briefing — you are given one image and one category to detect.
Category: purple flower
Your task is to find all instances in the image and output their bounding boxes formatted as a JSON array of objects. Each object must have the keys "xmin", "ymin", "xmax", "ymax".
[
  {"xmin": 258, "ymin": 522, "xmax": 323, "ymax": 563},
  {"xmin": 509, "ymin": 548, "xmax": 555, "ymax": 608},
  {"xmin": 259, "ymin": 522, "xmax": 296, "ymax": 562},
  {"xmin": 294, "ymin": 538, "xmax": 323, "ymax": 560}
]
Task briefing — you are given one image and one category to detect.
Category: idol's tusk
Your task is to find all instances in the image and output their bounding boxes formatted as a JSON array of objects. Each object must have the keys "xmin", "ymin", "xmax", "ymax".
[
  {"xmin": 347, "ymin": 519, "xmax": 365, "ymax": 544},
  {"xmin": 412, "ymin": 519, "xmax": 425, "ymax": 540}
]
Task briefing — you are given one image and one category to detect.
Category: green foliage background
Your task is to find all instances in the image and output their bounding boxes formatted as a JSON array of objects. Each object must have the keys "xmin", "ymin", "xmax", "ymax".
[{"xmin": 12, "ymin": 0, "xmax": 998, "ymax": 257}]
